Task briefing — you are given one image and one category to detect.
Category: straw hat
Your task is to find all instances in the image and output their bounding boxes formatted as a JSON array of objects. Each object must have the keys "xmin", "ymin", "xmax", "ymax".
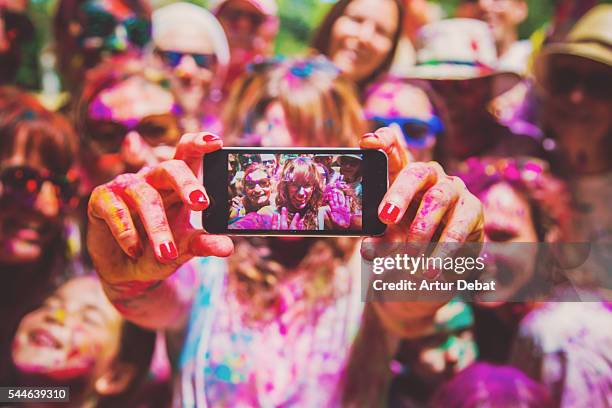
[
  {"xmin": 407, "ymin": 18, "xmax": 521, "ymax": 94},
  {"xmin": 534, "ymin": 5, "xmax": 612, "ymax": 84}
]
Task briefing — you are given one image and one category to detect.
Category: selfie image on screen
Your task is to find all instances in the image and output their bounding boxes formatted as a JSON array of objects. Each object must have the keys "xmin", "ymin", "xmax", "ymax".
[{"xmin": 227, "ymin": 153, "xmax": 363, "ymax": 231}]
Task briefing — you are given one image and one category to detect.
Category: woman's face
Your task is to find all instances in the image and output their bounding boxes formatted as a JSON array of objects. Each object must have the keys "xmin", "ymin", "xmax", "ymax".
[
  {"xmin": 12, "ymin": 277, "xmax": 122, "ymax": 382},
  {"xmin": 288, "ymin": 180, "xmax": 314, "ymax": 210},
  {"xmin": 154, "ymin": 19, "xmax": 216, "ymax": 116},
  {"xmin": 477, "ymin": 182, "xmax": 539, "ymax": 305},
  {"xmin": 0, "ymin": 133, "xmax": 68, "ymax": 264},
  {"xmin": 86, "ymin": 76, "xmax": 180, "ymax": 184},
  {"xmin": 253, "ymin": 101, "xmax": 293, "ymax": 147},
  {"xmin": 328, "ymin": 0, "xmax": 398, "ymax": 82}
]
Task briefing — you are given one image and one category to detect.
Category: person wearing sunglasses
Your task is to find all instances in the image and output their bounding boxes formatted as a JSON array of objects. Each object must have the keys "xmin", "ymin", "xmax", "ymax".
[
  {"xmin": 74, "ymin": 55, "xmax": 185, "ymax": 189},
  {"xmin": 54, "ymin": 0, "xmax": 151, "ymax": 93},
  {"xmin": 151, "ymin": 3, "xmax": 230, "ymax": 134},
  {"xmin": 364, "ymin": 76, "xmax": 441, "ymax": 162},
  {"xmin": 0, "ymin": 86, "xmax": 80, "ymax": 384},
  {"xmin": 212, "ymin": 0, "xmax": 279, "ymax": 93},
  {"xmin": 229, "ymin": 162, "xmax": 272, "ymax": 223},
  {"xmin": 406, "ymin": 19, "xmax": 543, "ymax": 170},
  {"xmin": 534, "ymin": 5, "xmax": 612, "ymax": 245},
  {"xmin": 0, "ymin": 0, "xmax": 33, "ymax": 85}
]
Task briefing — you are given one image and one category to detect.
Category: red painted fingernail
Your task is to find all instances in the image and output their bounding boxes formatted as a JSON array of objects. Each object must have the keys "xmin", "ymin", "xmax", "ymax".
[
  {"xmin": 202, "ymin": 133, "xmax": 220, "ymax": 142},
  {"xmin": 380, "ymin": 202, "xmax": 401, "ymax": 224},
  {"xmin": 364, "ymin": 132, "xmax": 378, "ymax": 139},
  {"xmin": 189, "ymin": 190, "xmax": 207, "ymax": 205},
  {"xmin": 128, "ymin": 245, "xmax": 143, "ymax": 259},
  {"xmin": 159, "ymin": 242, "xmax": 178, "ymax": 260}
]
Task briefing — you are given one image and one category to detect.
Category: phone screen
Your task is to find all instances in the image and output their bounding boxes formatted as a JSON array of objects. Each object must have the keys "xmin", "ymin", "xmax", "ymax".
[
  {"xmin": 204, "ymin": 148, "xmax": 387, "ymax": 236},
  {"xmin": 228, "ymin": 152, "xmax": 363, "ymax": 231}
]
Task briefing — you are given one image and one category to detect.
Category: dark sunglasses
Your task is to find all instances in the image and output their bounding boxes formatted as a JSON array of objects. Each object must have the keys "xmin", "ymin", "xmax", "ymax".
[
  {"xmin": 79, "ymin": 5, "xmax": 150, "ymax": 51},
  {"xmin": 156, "ymin": 49, "xmax": 218, "ymax": 70},
  {"xmin": 369, "ymin": 115, "xmax": 443, "ymax": 147},
  {"xmin": 547, "ymin": 66, "xmax": 612, "ymax": 100},
  {"xmin": 0, "ymin": 166, "xmax": 78, "ymax": 207},
  {"xmin": 219, "ymin": 8, "xmax": 264, "ymax": 27},
  {"xmin": 85, "ymin": 113, "xmax": 181, "ymax": 154},
  {"xmin": 1, "ymin": 8, "xmax": 34, "ymax": 42}
]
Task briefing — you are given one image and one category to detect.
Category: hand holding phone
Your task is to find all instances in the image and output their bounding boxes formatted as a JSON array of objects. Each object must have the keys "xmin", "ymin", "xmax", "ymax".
[{"xmin": 87, "ymin": 133, "xmax": 234, "ymax": 287}]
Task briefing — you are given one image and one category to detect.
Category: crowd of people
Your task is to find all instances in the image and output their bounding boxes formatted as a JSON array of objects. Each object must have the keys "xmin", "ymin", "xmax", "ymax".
[
  {"xmin": 228, "ymin": 153, "xmax": 363, "ymax": 230},
  {"xmin": 0, "ymin": 0, "xmax": 610, "ymax": 407}
]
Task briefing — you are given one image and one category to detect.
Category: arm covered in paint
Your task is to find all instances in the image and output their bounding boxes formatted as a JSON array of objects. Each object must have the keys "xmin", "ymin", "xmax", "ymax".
[
  {"xmin": 87, "ymin": 133, "xmax": 234, "ymax": 330},
  {"xmin": 359, "ymin": 128, "xmax": 484, "ymax": 337}
]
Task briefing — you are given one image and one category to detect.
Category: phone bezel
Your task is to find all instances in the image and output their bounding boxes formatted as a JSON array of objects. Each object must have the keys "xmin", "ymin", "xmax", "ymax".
[{"xmin": 203, "ymin": 147, "xmax": 388, "ymax": 237}]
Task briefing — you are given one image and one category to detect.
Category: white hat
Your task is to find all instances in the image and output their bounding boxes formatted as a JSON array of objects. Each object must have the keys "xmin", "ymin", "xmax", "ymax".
[
  {"xmin": 152, "ymin": 2, "xmax": 230, "ymax": 69},
  {"xmin": 408, "ymin": 18, "xmax": 520, "ymax": 93}
]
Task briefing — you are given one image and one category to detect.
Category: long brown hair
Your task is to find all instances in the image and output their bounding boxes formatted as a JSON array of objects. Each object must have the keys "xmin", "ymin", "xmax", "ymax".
[
  {"xmin": 311, "ymin": 0, "xmax": 405, "ymax": 91},
  {"xmin": 276, "ymin": 157, "xmax": 325, "ymax": 230},
  {"xmin": 223, "ymin": 56, "xmax": 365, "ymax": 148}
]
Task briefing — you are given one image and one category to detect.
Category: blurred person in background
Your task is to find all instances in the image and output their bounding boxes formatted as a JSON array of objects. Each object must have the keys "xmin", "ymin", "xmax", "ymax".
[
  {"xmin": 511, "ymin": 301, "xmax": 612, "ymax": 407},
  {"xmin": 54, "ymin": 0, "xmax": 151, "ymax": 94},
  {"xmin": 151, "ymin": 2, "xmax": 229, "ymax": 133},
  {"xmin": 224, "ymin": 56, "xmax": 364, "ymax": 147},
  {"xmin": 454, "ymin": 156, "xmax": 574, "ymax": 363},
  {"xmin": 408, "ymin": 19, "xmax": 543, "ymax": 170},
  {"xmin": 456, "ymin": 0, "xmax": 531, "ymax": 75},
  {"xmin": 229, "ymin": 162, "xmax": 272, "ymax": 222},
  {"xmin": 430, "ymin": 362, "xmax": 553, "ymax": 408},
  {"xmin": 534, "ymin": 4, "xmax": 612, "ymax": 244},
  {"xmin": 385, "ymin": 299, "xmax": 478, "ymax": 407},
  {"xmin": 85, "ymin": 56, "xmax": 484, "ymax": 405},
  {"xmin": 212, "ymin": 0, "xmax": 279, "ymax": 94},
  {"xmin": 364, "ymin": 75, "xmax": 441, "ymax": 162},
  {"xmin": 74, "ymin": 55, "xmax": 185, "ymax": 190},
  {"xmin": 11, "ymin": 276, "xmax": 160, "ymax": 407},
  {"xmin": 0, "ymin": 86, "xmax": 80, "ymax": 383},
  {"xmin": 0, "ymin": 0, "xmax": 33, "ymax": 85},
  {"xmin": 311, "ymin": 0, "xmax": 404, "ymax": 95}
]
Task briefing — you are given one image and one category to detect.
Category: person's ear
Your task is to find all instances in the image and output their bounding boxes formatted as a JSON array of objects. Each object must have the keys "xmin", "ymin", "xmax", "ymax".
[
  {"xmin": 511, "ymin": 1, "xmax": 528, "ymax": 25},
  {"xmin": 95, "ymin": 361, "xmax": 137, "ymax": 396}
]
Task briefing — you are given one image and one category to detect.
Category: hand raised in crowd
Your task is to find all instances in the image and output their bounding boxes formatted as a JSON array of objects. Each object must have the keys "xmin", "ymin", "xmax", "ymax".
[
  {"xmin": 271, "ymin": 207, "xmax": 304, "ymax": 230},
  {"xmin": 87, "ymin": 133, "xmax": 234, "ymax": 286},
  {"xmin": 229, "ymin": 195, "xmax": 245, "ymax": 219},
  {"xmin": 360, "ymin": 127, "xmax": 484, "ymax": 265},
  {"xmin": 326, "ymin": 189, "xmax": 352, "ymax": 229}
]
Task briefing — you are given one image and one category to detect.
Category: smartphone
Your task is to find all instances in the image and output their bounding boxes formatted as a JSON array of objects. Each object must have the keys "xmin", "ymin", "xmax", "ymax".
[{"xmin": 203, "ymin": 148, "xmax": 388, "ymax": 236}]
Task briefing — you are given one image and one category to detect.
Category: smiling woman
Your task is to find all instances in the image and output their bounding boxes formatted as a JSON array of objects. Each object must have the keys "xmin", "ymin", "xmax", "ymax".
[
  {"xmin": 311, "ymin": 0, "xmax": 404, "ymax": 92},
  {"xmin": 11, "ymin": 276, "xmax": 158, "ymax": 408},
  {"xmin": 0, "ymin": 85, "xmax": 80, "ymax": 385}
]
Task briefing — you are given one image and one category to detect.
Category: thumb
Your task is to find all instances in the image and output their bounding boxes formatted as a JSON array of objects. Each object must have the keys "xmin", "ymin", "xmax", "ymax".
[
  {"xmin": 187, "ymin": 231, "xmax": 234, "ymax": 258},
  {"xmin": 360, "ymin": 127, "xmax": 412, "ymax": 183}
]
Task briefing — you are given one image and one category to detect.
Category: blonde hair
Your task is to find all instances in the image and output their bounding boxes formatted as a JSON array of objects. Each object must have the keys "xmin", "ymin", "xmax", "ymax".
[{"xmin": 223, "ymin": 56, "xmax": 366, "ymax": 147}]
